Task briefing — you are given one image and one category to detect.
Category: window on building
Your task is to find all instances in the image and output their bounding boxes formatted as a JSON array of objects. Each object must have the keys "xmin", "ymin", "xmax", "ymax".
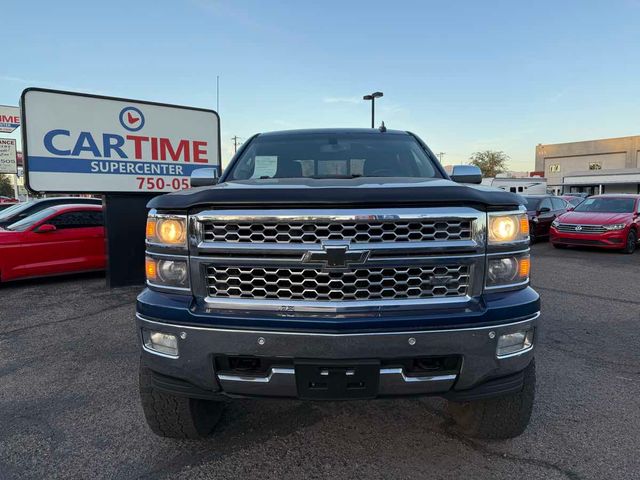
[
  {"xmin": 548, "ymin": 164, "xmax": 560, "ymax": 173},
  {"xmin": 588, "ymin": 162, "xmax": 602, "ymax": 170}
]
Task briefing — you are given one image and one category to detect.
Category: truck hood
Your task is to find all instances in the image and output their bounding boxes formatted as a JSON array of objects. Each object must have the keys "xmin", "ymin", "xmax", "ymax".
[
  {"xmin": 557, "ymin": 211, "xmax": 633, "ymax": 225},
  {"xmin": 148, "ymin": 177, "xmax": 524, "ymax": 211}
]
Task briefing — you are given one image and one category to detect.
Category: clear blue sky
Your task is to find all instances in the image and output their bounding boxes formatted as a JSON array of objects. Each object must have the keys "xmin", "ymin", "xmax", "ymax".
[{"xmin": 2, "ymin": 0, "xmax": 639, "ymax": 169}]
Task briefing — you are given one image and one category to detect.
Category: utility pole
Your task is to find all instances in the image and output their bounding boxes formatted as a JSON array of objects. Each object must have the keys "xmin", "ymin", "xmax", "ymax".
[
  {"xmin": 231, "ymin": 136, "xmax": 242, "ymax": 153},
  {"xmin": 437, "ymin": 152, "xmax": 445, "ymax": 163},
  {"xmin": 216, "ymin": 75, "xmax": 220, "ymax": 113}
]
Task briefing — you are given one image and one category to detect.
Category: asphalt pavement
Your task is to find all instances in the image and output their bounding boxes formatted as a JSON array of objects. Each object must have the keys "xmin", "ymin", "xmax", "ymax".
[{"xmin": 1, "ymin": 242, "xmax": 639, "ymax": 480}]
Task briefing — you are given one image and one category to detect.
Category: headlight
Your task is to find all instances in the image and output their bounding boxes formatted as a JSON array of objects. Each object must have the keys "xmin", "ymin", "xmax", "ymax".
[
  {"xmin": 488, "ymin": 213, "xmax": 529, "ymax": 244},
  {"xmin": 146, "ymin": 213, "xmax": 187, "ymax": 247},
  {"xmin": 603, "ymin": 223, "xmax": 626, "ymax": 231},
  {"xmin": 551, "ymin": 219, "xmax": 560, "ymax": 228},
  {"xmin": 486, "ymin": 254, "xmax": 530, "ymax": 288},
  {"xmin": 145, "ymin": 256, "xmax": 190, "ymax": 289}
]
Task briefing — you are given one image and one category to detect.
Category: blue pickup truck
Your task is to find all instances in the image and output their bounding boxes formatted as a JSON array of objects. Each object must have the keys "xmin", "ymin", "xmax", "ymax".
[{"xmin": 137, "ymin": 128, "xmax": 539, "ymax": 439}]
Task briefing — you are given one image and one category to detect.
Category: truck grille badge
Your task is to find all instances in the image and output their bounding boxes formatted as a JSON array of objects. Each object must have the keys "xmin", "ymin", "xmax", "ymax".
[{"xmin": 302, "ymin": 242, "xmax": 370, "ymax": 270}]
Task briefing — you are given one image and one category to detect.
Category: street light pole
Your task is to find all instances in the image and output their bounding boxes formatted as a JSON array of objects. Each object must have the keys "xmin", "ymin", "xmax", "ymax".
[{"xmin": 363, "ymin": 91, "xmax": 383, "ymax": 128}]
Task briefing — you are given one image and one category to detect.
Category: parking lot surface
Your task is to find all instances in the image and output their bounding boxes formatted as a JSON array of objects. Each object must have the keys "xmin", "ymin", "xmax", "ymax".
[{"xmin": 1, "ymin": 242, "xmax": 639, "ymax": 480}]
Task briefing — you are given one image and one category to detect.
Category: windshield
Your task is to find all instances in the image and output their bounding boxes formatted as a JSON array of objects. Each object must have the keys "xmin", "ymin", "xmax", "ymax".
[
  {"xmin": 522, "ymin": 197, "xmax": 542, "ymax": 210},
  {"xmin": 0, "ymin": 202, "xmax": 31, "ymax": 220},
  {"xmin": 6, "ymin": 207, "xmax": 56, "ymax": 231},
  {"xmin": 225, "ymin": 133, "xmax": 442, "ymax": 181},
  {"xmin": 573, "ymin": 197, "xmax": 636, "ymax": 213}
]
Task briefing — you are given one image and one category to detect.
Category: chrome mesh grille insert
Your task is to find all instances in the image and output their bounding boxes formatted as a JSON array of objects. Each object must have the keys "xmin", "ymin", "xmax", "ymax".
[
  {"xmin": 206, "ymin": 265, "xmax": 470, "ymax": 301},
  {"xmin": 555, "ymin": 223, "xmax": 607, "ymax": 234},
  {"xmin": 202, "ymin": 219, "xmax": 472, "ymax": 244}
]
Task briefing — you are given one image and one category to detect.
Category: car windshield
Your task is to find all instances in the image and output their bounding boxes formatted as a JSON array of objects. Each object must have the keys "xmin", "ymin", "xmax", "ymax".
[
  {"xmin": 564, "ymin": 197, "xmax": 583, "ymax": 207},
  {"xmin": 0, "ymin": 201, "xmax": 32, "ymax": 220},
  {"xmin": 225, "ymin": 133, "xmax": 442, "ymax": 181},
  {"xmin": 6, "ymin": 207, "xmax": 56, "ymax": 231},
  {"xmin": 573, "ymin": 197, "xmax": 636, "ymax": 213},
  {"xmin": 522, "ymin": 197, "xmax": 542, "ymax": 210}
]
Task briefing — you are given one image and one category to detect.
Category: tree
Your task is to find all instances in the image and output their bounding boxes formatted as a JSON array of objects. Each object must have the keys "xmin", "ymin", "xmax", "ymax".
[
  {"xmin": 469, "ymin": 150, "xmax": 509, "ymax": 178},
  {"xmin": 0, "ymin": 175, "xmax": 13, "ymax": 198}
]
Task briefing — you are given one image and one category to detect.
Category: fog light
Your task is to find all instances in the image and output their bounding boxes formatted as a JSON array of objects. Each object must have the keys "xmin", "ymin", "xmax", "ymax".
[
  {"xmin": 496, "ymin": 329, "xmax": 533, "ymax": 357},
  {"xmin": 143, "ymin": 330, "xmax": 179, "ymax": 357}
]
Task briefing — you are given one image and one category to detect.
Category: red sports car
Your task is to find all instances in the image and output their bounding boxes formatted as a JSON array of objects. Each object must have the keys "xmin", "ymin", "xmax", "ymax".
[
  {"xmin": 550, "ymin": 194, "xmax": 640, "ymax": 253},
  {"xmin": 0, "ymin": 204, "xmax": 106, "ymax": 282}
]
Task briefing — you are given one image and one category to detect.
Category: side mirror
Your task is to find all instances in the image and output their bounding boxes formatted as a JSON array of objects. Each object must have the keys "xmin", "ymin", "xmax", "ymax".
[
  {"xmin": 450, "ymin": 165, "xmax": 482, "ymax": 184},
  {"xmin": 36, "ymin": 224, "xmax": 56, "ymax": 233},
  {"xmin": 190, "ymin": 168, "xmax": 219, "ymax": 188},
  {"xmin": 567, "ymin": 206, "xmax": 575, "ymax": 212}
]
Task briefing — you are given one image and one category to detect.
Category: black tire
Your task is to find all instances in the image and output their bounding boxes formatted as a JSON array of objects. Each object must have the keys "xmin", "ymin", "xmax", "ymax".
[
  {"xmin": 623, "ymin": 229, "xmax": 637, "ymax": 254},
  {"xmin": 447, "ymin": 359, "xmax": 536, "ymax": 440},
  {"xmin": 139, "ymin": 363, "xmax": 224, "ymax": 438}
]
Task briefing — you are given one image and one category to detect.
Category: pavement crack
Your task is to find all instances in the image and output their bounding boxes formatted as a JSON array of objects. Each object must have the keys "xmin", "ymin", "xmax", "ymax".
[
  {"xmin": 532, "ymin": 284, "xmax": 640, "ymax": 306},
  {"xmin": 0, "ymin": 301, "xmax": 133, "ymax": 338},
  {"xmin": 420, "ymin": 402, "xmax": 584, "ymax": 480}
]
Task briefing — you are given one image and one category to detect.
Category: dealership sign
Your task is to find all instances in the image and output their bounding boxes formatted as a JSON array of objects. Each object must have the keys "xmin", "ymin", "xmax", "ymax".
[
  {"xmin": 0, "ymin": 105, "xmax": 20, "ymax": 133},
  {"xmin": 21, "ymin": 88, "xmax": 221, "ymax": 193},
  {"xmin": 0, "ymin": 138, "xmax": 17, "ymax": 174}
]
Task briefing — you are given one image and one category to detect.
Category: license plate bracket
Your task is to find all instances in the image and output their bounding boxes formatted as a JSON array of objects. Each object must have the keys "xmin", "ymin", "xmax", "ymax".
[{"xmin": 295, "ymin": 359, "xmax": 380, "ymax": 400}]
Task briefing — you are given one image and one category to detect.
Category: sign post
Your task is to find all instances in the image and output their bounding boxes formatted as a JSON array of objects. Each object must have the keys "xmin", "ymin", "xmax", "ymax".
[{"xmin": 21, "ymin": 88, "xmax": 221, "ymax": 287}]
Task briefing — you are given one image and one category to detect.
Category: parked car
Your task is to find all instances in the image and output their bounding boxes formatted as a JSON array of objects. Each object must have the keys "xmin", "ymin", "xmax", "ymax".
[
  {"xmin": 0, "ymin": 196, "xmax": 19, "ymax": 211},
  {"xmin": 560, "ymin": 195, "xmax": 585, "ymax": 208},
  {"xmin": 0, "ymin": 204, "xmax": 106, "ymax": 282},
  {"xmin": 563, "ymin": 192, "xmax": 589, "ymax": 198},
  {"xmin": 0, "ymin": 197, "xmax": 101, "ymax": 228},
  {"xmin": 550, "ymin": 194, "xmax": 640, "ymax": 254},
  {"xmin": 523, "ymin": 195, "xmax": 571, "ymax": 243}
]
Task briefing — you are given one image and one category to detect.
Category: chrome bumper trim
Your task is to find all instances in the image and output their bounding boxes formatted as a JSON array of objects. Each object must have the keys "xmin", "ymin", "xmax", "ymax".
[{"xmin": 215, "ymin": 367, "xmax": 458, "ymax": 397}]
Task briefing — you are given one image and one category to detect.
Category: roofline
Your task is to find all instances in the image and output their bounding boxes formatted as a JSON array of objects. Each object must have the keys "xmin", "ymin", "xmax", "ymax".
[{"xmin": 256, "ymin": 128, "xmax": 409, "ymax": 137}]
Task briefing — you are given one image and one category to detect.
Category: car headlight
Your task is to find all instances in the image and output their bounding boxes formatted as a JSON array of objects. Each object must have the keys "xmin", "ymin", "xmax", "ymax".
[
  {"xmin": 146, "ymin": 213, "xmax": 187, "ymax": 247},
  {"xmin": 603, "ymin": 223, "xmax": 626, "ymax": 231},
  {"xmin": 488, "ymin": 213, "xmax": 529, "ymax": 244},
  {"xmin": 551, "ymin": 219, "xmax": 560, "ymax": 228},
  {"xmin": 486, "ymin": 254, "xmax": 530, "ymax": 288},
  {"xmin": 145, "ymin": 256, "xmax": 190, "ymax": 289}
]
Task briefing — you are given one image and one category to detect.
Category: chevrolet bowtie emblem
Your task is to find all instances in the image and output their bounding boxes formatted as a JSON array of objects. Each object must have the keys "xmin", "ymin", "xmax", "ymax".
[{"xmin": 302, "ymin": 242, "xmax": 370, "ymax": 270}]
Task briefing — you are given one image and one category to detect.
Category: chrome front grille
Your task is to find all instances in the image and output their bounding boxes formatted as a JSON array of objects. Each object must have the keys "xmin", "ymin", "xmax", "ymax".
[
  {"xmin": 206, "ymin": 265, "xmax": 471, "ymax": 301},
  {"xmin": 555, "ymin": 223, "xmax": 607, "ymax": 233},
  {"xmin": 190, "ymin": 208, "xmax": 486, "ymax": 313},
  {"xmin": 202, "ymin": 219, "xmax": 472, "ymax": 244}
]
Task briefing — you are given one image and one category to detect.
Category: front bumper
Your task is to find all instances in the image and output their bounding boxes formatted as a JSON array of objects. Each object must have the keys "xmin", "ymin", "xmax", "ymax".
[
  {"xmin": 137, "ymin": 310, "xmax": 539, "ymax": 400},
  {"xmin": 550, "ymin": 227, "xmax": 627, "ymax": 248}
]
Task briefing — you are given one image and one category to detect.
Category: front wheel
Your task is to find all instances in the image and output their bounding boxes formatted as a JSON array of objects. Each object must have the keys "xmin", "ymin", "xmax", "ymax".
[
  {"xmin": 139, "ymin": 363, "xmax": 224, "ymax": 438},
  {"xmin": 447, "ymin": 359, "xmax": 536, "ymax": 439},
  {"xmin": 623, "ymin": 229, "xmax": 637, "ymax": 254}
]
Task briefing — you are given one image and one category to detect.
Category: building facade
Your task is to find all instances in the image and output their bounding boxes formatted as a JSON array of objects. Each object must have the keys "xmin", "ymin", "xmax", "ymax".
[{"xmin": 535, "ymin": 135, "xmax": 640, "ymax": 195}]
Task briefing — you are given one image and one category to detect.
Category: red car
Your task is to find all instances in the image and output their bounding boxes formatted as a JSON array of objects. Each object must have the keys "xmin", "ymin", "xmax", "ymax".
[
  {"xmin": 0, "ymin": 204, "xmax": 106, "ymax": 282},
  {"xmin": 0, "ymin": 196, "xmax": 19, "ymax": 211},
  {"xmin": 560, "ymin": 195, "xmax": 585, "ymax": 208},
  {"xmin": 550, "ymin": 194, "xmax": 640, "ymax": 253}
]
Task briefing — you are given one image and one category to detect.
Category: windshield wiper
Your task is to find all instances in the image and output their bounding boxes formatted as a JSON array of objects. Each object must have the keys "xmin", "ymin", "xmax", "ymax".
[{"xmin": 309, "ymin": 174, "xmax": 363, "ymax": 179}]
